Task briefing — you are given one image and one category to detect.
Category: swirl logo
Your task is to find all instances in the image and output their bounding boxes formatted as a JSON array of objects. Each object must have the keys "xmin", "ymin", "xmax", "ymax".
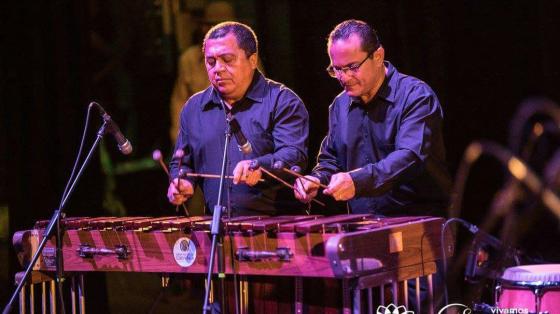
[
  {"xmin": 376, "ymin": 304, "xmax": 414, "ymax": 314},
  {"xmin": 437, "ymin": 303, "xmax": 472, "ymax": 314}
]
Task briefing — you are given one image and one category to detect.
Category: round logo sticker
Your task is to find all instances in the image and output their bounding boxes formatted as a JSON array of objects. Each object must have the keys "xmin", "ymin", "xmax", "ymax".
[{"xmin": 173, "ymin": 237, "xmax": 197, "ymax": 267}]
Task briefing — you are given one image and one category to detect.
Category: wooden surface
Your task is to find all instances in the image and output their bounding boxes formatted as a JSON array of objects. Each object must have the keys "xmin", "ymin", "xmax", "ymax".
[
  {"xmin": 14, "ymin": 215, "xmax": 451, "ymax": 279},
  {"xmin": 326, "ymin": 217, "xmax": 452, "ymax": 278}
]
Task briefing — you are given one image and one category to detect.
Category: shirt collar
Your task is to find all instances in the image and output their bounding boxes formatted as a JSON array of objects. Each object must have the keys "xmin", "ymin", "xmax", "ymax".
[
  {"xmin": 202, "ymin": 70, "xmax": 266, "ymax": 111},
  {"xmin": 349, "ymin": 60, "xmax": 397, "ymax": 109},
  {"xmin": 376, "ymin": 61, "xmax": 396, "ymax": 102}
]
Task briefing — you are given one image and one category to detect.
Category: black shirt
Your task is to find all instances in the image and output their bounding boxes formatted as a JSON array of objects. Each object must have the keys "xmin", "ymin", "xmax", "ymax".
[
  {"xmin": 311, "ymin": 61, "xmax": 451, "ymax": 216},
  {"xmin": 170, "ymin": 71, "xmax": 309, "ymax": 216}
]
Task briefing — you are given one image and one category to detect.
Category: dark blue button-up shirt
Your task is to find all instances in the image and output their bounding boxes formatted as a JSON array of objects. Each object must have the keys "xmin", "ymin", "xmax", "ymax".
[
  {"xmin": 170, "ymin": 71, "xmax": 309, "ymax": 216},
  {"xmin": 311, "ymin": 61, "xmax": 451, "ymax": 216}
]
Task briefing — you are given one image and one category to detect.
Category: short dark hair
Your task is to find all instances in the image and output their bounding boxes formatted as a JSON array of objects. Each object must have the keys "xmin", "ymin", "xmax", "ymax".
[
  {"xmin": 203, "ymin": 21, "xmax": 258, "ymax": 57},
  {"xmin": 327, "ymin": 19, "xmax": 381, "ymax": 54}
]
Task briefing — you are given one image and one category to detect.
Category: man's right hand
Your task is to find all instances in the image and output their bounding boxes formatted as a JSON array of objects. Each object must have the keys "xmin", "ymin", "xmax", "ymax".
[
  {"xmin": 293, "ymin": 175, "xmax": 320, "ymax": 203},
  {"xmin": 167, "ymin": 178, "xmax": 194, "ymax": 205}
]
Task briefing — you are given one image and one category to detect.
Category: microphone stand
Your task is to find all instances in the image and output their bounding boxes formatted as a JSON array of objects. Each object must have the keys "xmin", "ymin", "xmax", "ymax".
[
  {"xmin": 3, "ymin": 120, "xmax": 109, "ymax": 314},
  {"xmin": 202, "ymin": 124, "xmax": 232, "ymax": 314}
]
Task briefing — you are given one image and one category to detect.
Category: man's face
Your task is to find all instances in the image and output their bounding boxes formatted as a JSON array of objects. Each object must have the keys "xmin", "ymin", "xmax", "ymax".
[
  {"xmin": 328, "ymin": 34, "xmax": 384, "ymax": 101},
  {"xmin": 204, "ymin": 33, "xmax": 257, "ymax": 103}
]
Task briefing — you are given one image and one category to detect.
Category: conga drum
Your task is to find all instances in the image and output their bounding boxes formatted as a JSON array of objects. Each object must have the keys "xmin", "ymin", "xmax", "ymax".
[{"xmin": 496, "ymin": 264, "xmax": 560, "ymax": 314}]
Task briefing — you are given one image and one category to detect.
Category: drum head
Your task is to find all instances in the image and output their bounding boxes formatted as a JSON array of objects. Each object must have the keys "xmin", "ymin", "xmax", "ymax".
[{"xmin": 501, "ymin": 264, "xmax": 560, "ymax": 283}]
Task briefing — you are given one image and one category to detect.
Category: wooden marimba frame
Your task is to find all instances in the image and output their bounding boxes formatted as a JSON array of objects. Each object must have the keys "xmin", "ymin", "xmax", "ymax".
[{"xmin": 13, "ymin": 215, "xmax": 452, "ymax": 314}]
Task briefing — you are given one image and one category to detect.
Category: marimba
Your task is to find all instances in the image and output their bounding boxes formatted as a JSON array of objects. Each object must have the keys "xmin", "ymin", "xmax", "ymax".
[{"xmin": 13, "ymin": 215, "xmax": 453, "ymax": 313}]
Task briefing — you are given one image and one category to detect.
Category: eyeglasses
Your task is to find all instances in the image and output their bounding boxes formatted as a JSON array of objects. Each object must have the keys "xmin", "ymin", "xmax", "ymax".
[{"xmin": 326, "ymin": 51, "xmax": 373, "ymax": 78}]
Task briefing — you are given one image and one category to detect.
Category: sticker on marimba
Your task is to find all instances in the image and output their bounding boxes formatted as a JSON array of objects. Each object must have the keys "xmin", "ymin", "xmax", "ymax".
[{"xmin": 173, "ymin": 237, "xmax": 197, "ymax": 267}]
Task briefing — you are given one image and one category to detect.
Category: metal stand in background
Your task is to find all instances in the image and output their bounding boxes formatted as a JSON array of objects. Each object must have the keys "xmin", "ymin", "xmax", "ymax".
[
  {"xmin": 202, "ymin": 125, "xmax": 232, "ymax": 314},
  {"xmin": 3, "ymin": 121, "xmax": 109, "ymax": 314}
]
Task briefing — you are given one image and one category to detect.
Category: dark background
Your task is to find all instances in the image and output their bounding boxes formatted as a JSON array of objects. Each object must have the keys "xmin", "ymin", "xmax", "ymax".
[{"xmin": 2, "ymin": 0, "xmax": 560, "ymax": 312}]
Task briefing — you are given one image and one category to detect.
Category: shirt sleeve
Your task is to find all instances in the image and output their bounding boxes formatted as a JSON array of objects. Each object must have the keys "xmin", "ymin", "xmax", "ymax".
[
  {"xmin": 349, "ymin": 86, "xmax": 444, "ymax": 197},
  {"xmin": 169, "ymin": 102, "xmax": 196, "ymax": 186},
  {"xmin": 253, "ymin": 88, "xmax": 309, "ymax": 171},
  {"xmin": 311, "ymin": 102, "xmax": 342, "ymax": 185}
]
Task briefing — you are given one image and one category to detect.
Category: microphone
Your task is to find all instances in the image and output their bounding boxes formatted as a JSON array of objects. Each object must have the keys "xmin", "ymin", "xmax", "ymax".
[
  {"xmin": 459, "ymin": 219, "xmax": 519, "ymax": 281},
  {"xmin": 227, "ymin": 113, "xmax": 252, "ymax": 155},
  {"xmin": 90, "ymin": 102, "xmax": 133, "ymax": 155},
  {"xmin": 461, "ymin": 221, "xmax": 502, "ymax": 248},
  {"xmin": 103, "ymin": 113, "xmax": 133, "ymax": 155}
]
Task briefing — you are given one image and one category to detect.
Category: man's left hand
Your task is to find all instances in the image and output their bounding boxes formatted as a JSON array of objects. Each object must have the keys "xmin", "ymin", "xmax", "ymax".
[
  {"xmin": 323, "ymin": 172, "xmax": 356, "ymax": 201},
  {"xmin": 233, "ymin": 160, "xmax": 263, "ymax": 186}
]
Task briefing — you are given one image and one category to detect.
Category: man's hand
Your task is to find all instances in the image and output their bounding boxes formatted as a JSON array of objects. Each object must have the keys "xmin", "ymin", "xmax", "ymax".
[
  {"xmin": 293, "ymin": 175, "xmax": 320, "ymax": 203},
  {"xmin": 232, "ymin": 160, "xmax": 262, "ymax": 186},
  {"xmin": 167, "ymin": 178, "xmax": 194, "ymax": 205},
  {"xmin": 323, "ymin": 172, "xmax": 356, "ymax": 201}
]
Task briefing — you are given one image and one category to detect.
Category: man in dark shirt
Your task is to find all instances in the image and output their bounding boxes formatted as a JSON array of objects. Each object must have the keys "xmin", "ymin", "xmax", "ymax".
[
  {"xmin": 294, "ymin": 19, "xmax": 451, "ymax": 217},
  {"xmin": 294, "ymin": 19, "xmax": 449, "ymax": 311},
  {"xmin": 168, "ymin": 21, "xmax": 308, "ymax": 216}
]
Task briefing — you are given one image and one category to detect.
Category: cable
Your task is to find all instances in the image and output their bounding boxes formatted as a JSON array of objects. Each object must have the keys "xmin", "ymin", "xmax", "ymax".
[
  {"xmin": 59, "ymin": 102, "xmax": 95, "ymax": 208},
  {"xmin": 440, "ymin": 217, "xmax": 478, "ymax": 306},
  {"xmin": 54, "ymin": 103, "xmax": 96, "ymax": 314},
  {"xmin": 4, "ymin": 103, "xmax": 101, "ymax": 314}
]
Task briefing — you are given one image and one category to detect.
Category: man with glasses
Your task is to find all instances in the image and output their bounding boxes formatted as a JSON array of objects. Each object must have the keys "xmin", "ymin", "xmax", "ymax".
[
  {"xmin": 295, "ymin": 19, "xmax": 450, "ymax": 217},
  {"xmin": 294, "ymin": 19, "xmax": 450, "ymax": 309},
  {"xmin": 168, "ymin": 21, "xmax": 309, "ymax": 217}
]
